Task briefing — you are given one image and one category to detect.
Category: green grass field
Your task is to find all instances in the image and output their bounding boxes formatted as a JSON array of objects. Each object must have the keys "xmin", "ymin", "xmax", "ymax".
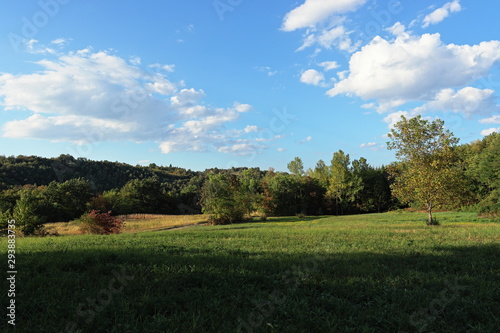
[{"xmin": 3, "ymin": 212, "xmax": 499, "ymax": 332}]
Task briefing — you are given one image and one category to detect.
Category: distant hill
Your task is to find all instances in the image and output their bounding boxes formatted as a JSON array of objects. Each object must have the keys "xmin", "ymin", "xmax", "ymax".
[{"xmin": 0, "ymin": 154, "xmax": 198, "ymax": 192}]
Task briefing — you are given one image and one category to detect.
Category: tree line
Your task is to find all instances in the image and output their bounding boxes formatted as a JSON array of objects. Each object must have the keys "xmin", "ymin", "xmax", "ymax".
[{"xmin": 0, "ymin": 116, "xmax": 498, "ymax": 233}]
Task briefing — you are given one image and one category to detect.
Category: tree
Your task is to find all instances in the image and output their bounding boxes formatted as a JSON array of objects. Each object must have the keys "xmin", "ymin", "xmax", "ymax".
[
  {"xmin": 310, "ymin": 159, "xmax": 329, "ymax": 188},
  {"xmin": 287, "ymin": 157, "xmax": 304, "ymax": 176},
  {"xmin": 387, "ymin": 116, "xmax": 465, "ymax": 224},
  {"xmin": 119, "ymin": 176, "xmax": 170, "ymax": 214},
  {"xmin": 200, "ymin": 173, "xmax": 245, "ymax": 224},
  {"xmin": 13, "ymin": 188, "xmax": 46, "ymax": 235},
  {"xmin": 460, "ymin": 133, "xmax": 500, "ymax": 216},
  {"xmin": 260, "ymin": 172, "xmax": 301, "ymax": 216},
  {"xmin": 44, "ymin": 178, "xmax": 93, "ymax": 221},
  {"xmin": 238, "ymin": 169, "xmax": 263, "ymax": 217},
  {"xmin": 327, "ymin": 150, "xmax": 362, "ymax": 215}
]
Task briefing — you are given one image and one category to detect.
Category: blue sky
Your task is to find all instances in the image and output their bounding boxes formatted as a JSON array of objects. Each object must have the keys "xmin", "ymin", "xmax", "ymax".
[{"xmin": 0, "ymin": 0, "xmax": 499, "ymax": 171}]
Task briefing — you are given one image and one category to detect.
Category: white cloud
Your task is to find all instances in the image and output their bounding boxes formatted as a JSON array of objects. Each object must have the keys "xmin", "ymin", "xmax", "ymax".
[
  {"xmin": 256, "ymin": 66, "xmax": 278, "ymax": 76},
  {"xmin": 300, "ymin": 69, "xmax": 325, "ymax": 86},
  {"xmin": 277, "ymin": 148, "xmax": 286, "ymax": 152},
  {"xmin": 0, "ymin": 49, "xmax": 256, "ymax": 155},
  {"xmin": 297, "ymin": 25, "xmax": 360, "ymax": 53},
  {"xmin": 386, "ymin": 22, "xmax": 408, "ymax": 38},
  {"xmin": 129, "ymin": 56, "xmax": 141, "ymax": 65},
  {"xmin": 327, "ymin": 30, "xmax": 500, "ymax": 111},
  {"xmin": 421, "ymin": 87, "xmax": 499, "ymax": 117},
  {"xmin": 24, "ymin": 39, "xmax": 56, "ymax": 54},
  {"xmin": 282, "ymin": 0, "xmax": 367, "ymax": 31},
  {"xmin": 283, "ymin": 0, "xmax": 365, "ymax": 53},
  {"xmin": 383, "ymin": 111, "xmax": 412, "ymax": 129},
  {"xmin": 360, "ymin": 142, "xmax": 377, "ymax": 148},
  {"xmin": 234, "ymin": 103, "xmax": 252, "ymax": 113},
  {"xmin": 480, "ymin": 115, "xmax": 500, "ymax": 124},
  {"xmin": 422, "ymin": 0, "xmax": 462, "ymax": 28},
  {"xmin": 51, "ymin": 38, "xmax": 71, "ymax": 47},
  {"xmin": 299, "ymin": 136, "xmax": 313, "ymax": 144},
  {"xmin": 318, "ymin": 61, "xmax": 339, "ymax": 71},
  {"xmin": 150, "ymin": 63, "xmax": 175, "ymax": 72},
  {"xmin": 217, "ymin": 143, "xmax": 261, "ymax": 156},
  {"xmin": 244, "ymin": 125, "xmax": 259, "ymax": 133},
  {"xmin": 480, "ymin": 128, "xmax": 499, "ymax": 136}
]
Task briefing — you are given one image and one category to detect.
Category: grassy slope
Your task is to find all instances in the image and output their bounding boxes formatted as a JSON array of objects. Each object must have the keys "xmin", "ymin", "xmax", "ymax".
[{"xmin": 3, "ymin": 212, "xmax": 499, "ymax": 332}]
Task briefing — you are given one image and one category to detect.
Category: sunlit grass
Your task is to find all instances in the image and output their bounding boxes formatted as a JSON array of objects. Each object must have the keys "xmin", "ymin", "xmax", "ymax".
[{"xmin": 4, "ymin": 211, "xmax": 499, "ymax": 332}]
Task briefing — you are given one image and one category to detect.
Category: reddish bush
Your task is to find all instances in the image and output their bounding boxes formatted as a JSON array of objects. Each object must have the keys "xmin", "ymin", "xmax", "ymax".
[{"xmin": 78, "ymin": 210, "xmax": 124, "ymax": 235}]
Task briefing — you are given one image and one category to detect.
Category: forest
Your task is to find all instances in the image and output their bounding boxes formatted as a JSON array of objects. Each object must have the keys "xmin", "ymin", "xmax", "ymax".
[{"xmin": 0, "ymin": 117, "xmax": 498, "ymax": 235}]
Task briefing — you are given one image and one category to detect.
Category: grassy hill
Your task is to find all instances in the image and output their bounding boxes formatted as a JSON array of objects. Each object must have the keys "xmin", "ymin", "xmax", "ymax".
[{"xmin": 4, "ymin": 212, "xmax": 499, "ymax": 332}]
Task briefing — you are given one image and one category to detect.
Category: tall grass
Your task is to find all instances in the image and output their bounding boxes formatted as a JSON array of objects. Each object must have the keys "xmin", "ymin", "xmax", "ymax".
[{"xmin": 44, "ymin": 214, "xmax": 208, "ymax": 235}]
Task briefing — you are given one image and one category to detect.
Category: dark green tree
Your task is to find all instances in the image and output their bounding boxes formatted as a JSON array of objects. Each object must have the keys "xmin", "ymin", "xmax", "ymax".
[{"xmin": 44, "ymin": 178, "xmax": 93, "ymax": 221}]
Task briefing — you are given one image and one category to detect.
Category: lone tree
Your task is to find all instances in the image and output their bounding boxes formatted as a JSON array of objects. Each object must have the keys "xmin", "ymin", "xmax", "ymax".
[{"xmin": 387, "ymin": 116, "xmax": 464, "ymax": 225}]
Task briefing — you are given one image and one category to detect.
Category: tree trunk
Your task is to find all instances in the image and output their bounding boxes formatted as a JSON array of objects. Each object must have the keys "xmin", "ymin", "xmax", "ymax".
[{"xmin": 427, "ymin": 203, "xmax": 434, "ymax": 225}]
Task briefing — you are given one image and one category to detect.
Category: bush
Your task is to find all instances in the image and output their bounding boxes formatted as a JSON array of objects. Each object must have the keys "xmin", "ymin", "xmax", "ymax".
[{"xmin": 78, "ymin": 210, "xmax": 124, "ymax": 235}]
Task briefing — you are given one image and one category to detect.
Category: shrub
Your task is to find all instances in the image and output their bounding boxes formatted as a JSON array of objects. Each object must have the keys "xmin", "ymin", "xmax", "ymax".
[{"xmin": 78, "ymin": 210, "xmax": 124, "ymax": 235}]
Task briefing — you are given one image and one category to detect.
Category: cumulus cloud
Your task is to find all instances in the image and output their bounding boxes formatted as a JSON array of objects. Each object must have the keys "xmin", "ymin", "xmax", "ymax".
[
  {"xmin": 300, "ymin": 69, "xmax": 325, "ymax": 86},
  {"xmin": 420, "ymin": 87, "xmax": 499, "ymax": 117},
  {"xmin": 283, "ymin": 0, "xmax": 366, "ymax": 53},
  {"xmin": 282, "ymin": 0, "xmax": 367, "ymax": 31},
  {"xmin": 0, "ymin": 49, "xmax": 258, "ymax": 155},
  {"xmin": 327, "ymin": 30, "xmax": 500, "ymax": 112},
  {"xmin": 480, "ymin": 128, "xmax": 499, "ymax": 136},
  {"xmin": 422, "ymin": 0, "xmax": 462, "ymax": 28}
]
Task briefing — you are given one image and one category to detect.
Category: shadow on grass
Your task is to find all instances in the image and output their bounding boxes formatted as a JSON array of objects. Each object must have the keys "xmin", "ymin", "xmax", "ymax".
[{"xmin": 6, "ymin": 241, "xmax": 499, "ymax": 333}]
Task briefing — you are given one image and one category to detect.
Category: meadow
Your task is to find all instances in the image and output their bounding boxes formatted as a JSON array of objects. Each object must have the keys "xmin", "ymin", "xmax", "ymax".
[{"xmin": 3, "ymin": 212, "xmax": 499, "ymax": 332}]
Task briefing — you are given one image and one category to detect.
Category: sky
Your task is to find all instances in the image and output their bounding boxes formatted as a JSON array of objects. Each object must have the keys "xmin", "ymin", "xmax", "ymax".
[{"xmin": 0, "ymin": 0, "xmax": 499, "ymax": 172}]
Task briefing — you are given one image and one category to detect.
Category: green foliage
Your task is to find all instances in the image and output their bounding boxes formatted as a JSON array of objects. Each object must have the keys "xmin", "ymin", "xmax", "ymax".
[
  {"xmin": 287, "ymin": 156, "xmax": 304, "ymax": 176},
  {"xmin": 45, "ymin": 178, "xmax": 94, "ymax": 221},
  {"xmin": 78, "ymin": 210, "xmax": 124, "ymax": 235},
  {"xmin": 327, "ymin": 150, "xmax": 364, "ymax": 215},
  {"xmin": 387, "ymin": 116, "xmax": 466, "ymax": 224},
  {"xmin": 119, "ymin": 176, "xmax": 170, "ymax": 214},
  {"xmin": 461, "ymin": 133, "xmax": 500, "ymax": 216},
  {"xmin": 0, "ymin": 154, "xmax": 198, "ymax": 192},
  {"xmin": 238, "ymin": 169, "xmax": 263, "ymax": 216},
  {"xmin": 12, "ymin": 188, "xmax": 46, "ymax": 235},
  {"xmin": 201, "ymin": 173, "xmax": 245, "ymax": 224}
]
